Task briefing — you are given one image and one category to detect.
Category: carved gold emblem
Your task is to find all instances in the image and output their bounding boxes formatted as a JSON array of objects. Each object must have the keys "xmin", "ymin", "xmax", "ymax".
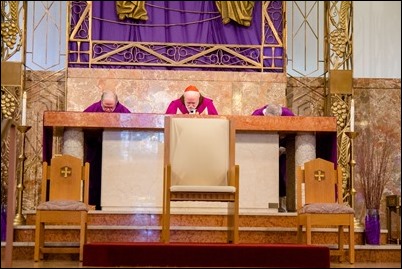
[
  {"xmin": 314, "ymin": 170, "xmax": 325, "ymax": 182},
  {"xmin": 60, "ymin": 166, "xmax": 72, "ymax": 178}
]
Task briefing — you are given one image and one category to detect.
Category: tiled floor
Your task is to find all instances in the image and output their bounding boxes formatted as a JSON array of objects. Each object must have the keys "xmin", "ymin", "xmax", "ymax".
[{"xmin": 1, "ymin": 260, "xmax": 401, "ymax": 268}]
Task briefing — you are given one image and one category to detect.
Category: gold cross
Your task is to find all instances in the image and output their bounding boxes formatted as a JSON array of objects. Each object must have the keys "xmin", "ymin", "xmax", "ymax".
[
  {"xmin": 314, "ymin": 170, "xmax": 325, "ymax": 181},
  {"xmin": 60, "ymin": 166, "xmax": 72, "ymax": 178}
]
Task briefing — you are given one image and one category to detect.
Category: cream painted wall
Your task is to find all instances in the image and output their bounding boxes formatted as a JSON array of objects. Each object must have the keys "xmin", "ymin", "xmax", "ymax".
[{"xmin": 354, "ymin": 1, "xmax": 401, "ymax": 78}]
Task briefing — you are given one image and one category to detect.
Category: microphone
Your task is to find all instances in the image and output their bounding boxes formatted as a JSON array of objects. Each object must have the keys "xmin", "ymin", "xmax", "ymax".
[{"xmin": 188, "ymin": 108, "xmax": 196, "ymax": 114}]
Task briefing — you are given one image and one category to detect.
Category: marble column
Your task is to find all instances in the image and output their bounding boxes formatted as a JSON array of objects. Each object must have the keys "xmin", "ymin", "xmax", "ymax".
[
  {"xmin": 285, "ymin": 133, "xmax": 316, "ymax": 212},
  {"xmin": 294, "ymin": 132, "xmax": 316, "ymax": 208},
  {"xmin": 62, "ymin": 128, "xmax": 84, "ymax": 159},
  {"xmin": 295, "ymin": 132, "xmax": 316, "ymax": 167}
]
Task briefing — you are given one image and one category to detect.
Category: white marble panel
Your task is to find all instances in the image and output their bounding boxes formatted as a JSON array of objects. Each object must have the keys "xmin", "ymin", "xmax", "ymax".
[
  {"xmin": 101, "ymin": 130, "xmax": 279, "ymax": 215},
  {"xmin": 235, "ymin": 133, "xmax": 279, "ymax": 214},
  {"xmin": 101, "ymin": 130, "xmax": 164, "ymax": 212}
]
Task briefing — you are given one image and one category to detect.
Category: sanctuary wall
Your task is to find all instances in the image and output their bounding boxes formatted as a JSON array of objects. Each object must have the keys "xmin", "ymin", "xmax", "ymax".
[{"xmin": 66, "ymin": 68, "xmax": 288, "ymax": 115}]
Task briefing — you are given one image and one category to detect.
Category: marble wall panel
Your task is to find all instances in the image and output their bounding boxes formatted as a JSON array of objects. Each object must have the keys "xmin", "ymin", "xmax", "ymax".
[{"xmin": 66, "ymin": 68, "xmax": 287, "ymax": 115}]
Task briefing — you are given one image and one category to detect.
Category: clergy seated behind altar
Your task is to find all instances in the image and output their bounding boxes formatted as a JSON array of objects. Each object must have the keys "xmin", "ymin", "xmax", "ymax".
[
  {"xmin": 83, "ymin": 91, "xmax": 131, "ymax": 210},
  {"xmin": 252, "ymin": 104, "xmax": 295, "ymax": 213},
  {"xmin": 165, "ymin": 85, "xmax": 218, "ymax": 115}
]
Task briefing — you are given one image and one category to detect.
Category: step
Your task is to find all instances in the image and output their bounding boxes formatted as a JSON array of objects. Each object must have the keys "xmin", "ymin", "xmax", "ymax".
[
  {"xmin": 11, "ymin": 224, "xmax": 375, "ymax": 244},
  {"xmin": 1, "ymin": 211, "xmax": 400, "ymax": 262},
  {"xmin": 14, "ymin": 211, "xmax": 384, "ymax": 245},
  {"xmin": 2, "ymin": 241, "xmax": 400, "ymax": 263}
]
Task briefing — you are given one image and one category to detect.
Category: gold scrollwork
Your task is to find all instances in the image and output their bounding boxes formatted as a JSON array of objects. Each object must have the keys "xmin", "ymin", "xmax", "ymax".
[
  {"xmin": 331, "ymin": 99, "xmax": 348, "ymax": 129},
  {"xmin": 1, "ymin": 88, "xmax": 17, "ymax": 119},
  {"xmin": 328, "ymin": 1, "xmax": 352, "ymax": 69},
  {"xmin": 1, "ymin": 1, "xmax": 23, "ymax": 60}
]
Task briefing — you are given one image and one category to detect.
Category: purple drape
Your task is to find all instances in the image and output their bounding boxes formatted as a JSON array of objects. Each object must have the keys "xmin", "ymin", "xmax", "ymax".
[
  {"xmin": 92, "ymin": 1, "xmax": 262, "ymax": 45},
  {"xmin": 69, "ymin": 1, "xmax": 284, "ymax": 71}
]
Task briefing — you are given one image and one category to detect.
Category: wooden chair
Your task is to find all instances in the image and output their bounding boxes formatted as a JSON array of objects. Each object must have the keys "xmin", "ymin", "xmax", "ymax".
[
  {"xmin": 34, "ymin": 154, "xmax": 90, "ymax": 262},
  {"xmin": 161, "ymin": 116, "xmax": 239, "ymax": 243},
  {"xmin": 296, "ymin": 158, "xmax": 355, "ymax": 264}
]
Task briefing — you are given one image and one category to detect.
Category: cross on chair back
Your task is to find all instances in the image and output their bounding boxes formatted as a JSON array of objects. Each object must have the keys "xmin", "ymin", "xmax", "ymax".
[
  {"xmin": 34, "ymin": 154, "xmax": 90, "ymax": 262},
  {"xmin": 296, "ymin": 158, "xmax": 355, "ymax": 264},
  {"xmin": 161, "ymin": 116, "xmax": 240, "ymax": 243}
]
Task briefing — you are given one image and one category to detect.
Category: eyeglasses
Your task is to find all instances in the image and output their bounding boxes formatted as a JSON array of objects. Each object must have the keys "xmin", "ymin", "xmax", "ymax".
[
  {"xmin": 103, "ymin": 107, "xmax": 114, "ymax": 112},
  {"xmin": 101, "ymin": 103, "xmax": 116, "ymax": 112}
]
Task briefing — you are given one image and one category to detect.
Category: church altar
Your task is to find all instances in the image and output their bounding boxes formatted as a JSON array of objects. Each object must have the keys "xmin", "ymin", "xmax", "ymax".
[{"xmin": 43, "ymin": 112, "xmax": 337, "ymax": 214}]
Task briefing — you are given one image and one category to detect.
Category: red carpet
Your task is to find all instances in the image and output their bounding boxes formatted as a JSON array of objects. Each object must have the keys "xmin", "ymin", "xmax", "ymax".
[{"xmin": 83, "ymin": 242, "xmax": 330, "ymax": 267}]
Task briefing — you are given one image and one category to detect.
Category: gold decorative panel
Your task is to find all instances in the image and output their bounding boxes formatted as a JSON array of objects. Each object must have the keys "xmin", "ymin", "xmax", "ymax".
[
  {"xmin": 329, "ymin": 70, "xmax": 352, "ymax": 94},
  {"xmin": 1, "ymin": 61, "xmax": 22, "ymax": 86}
]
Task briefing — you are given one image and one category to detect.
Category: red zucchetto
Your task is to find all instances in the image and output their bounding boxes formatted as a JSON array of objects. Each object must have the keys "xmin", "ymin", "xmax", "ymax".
[{"xmin": 184, "ymin": 85, "xmax": 199, "ymax": 92}]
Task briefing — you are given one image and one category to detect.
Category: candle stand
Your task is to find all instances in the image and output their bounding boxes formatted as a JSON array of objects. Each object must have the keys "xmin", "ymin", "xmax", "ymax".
[
  {"xmin": 345, "ymin": 131, "xmax": 362, "ymax": 228},
  {"xmin": 13, "ymin": 125, "xmax": 31, "ymax": 225}
]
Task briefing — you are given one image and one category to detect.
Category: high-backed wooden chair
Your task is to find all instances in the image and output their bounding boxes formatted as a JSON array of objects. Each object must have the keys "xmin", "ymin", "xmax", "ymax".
[
  {"xmin": 161, "ymin": 116, "xmax": 239, "ymax": 243},
  {"xmin": 296, "ymin": 158, "xmax": 355, "ymax": 264},
  {"xmin": 34, "ymin": 154, "xmax": 90, "ymax": 262}
]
